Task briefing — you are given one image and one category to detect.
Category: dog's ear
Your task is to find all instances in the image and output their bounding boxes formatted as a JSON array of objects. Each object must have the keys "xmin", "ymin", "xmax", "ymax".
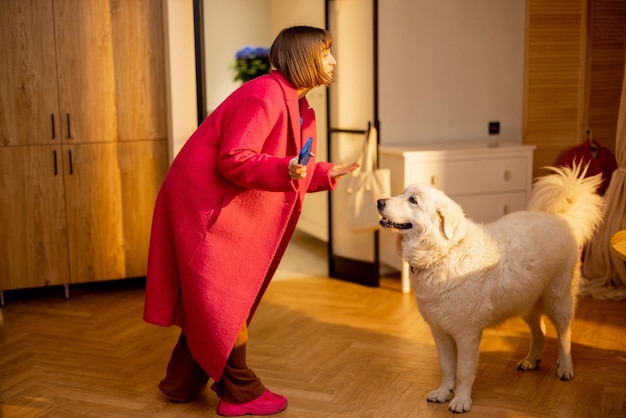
[
  {"xmin": 437, "ymin": 209, "xmax": 452, "ymax": 240},
  {"xmin": 436, "ymin": 202, "xmax": 462, "ymax": 241}
]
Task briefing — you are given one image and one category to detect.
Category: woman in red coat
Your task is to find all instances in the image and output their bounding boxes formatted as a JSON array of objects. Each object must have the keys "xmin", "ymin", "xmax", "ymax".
[{"xmin": 143, "ymin": 26, "xmax": 358, "ymax": 416}]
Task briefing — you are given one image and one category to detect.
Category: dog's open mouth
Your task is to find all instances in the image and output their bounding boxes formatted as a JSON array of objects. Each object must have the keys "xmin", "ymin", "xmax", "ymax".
[{"xmin": 379, "ymin": 217, "xmax": 412, "ymax": 230}]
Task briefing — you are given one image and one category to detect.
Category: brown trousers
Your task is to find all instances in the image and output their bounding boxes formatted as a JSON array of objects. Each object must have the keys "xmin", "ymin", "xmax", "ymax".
[{"xmin": 158, "ymin": 324, "xmax": 265, "ymax": 404}]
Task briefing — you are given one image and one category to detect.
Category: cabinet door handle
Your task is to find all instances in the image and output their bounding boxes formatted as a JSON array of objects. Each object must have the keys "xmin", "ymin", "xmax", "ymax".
[
  {"xmin": 66, "ymin": 114, "xmax": 71, "ymax": 139},
  {"xmin": 68, "ymin": 150, "xmax": 73, "ymax": 174},
  {"xmin": 51, "ymin": 114, "xmax": 56, "ymax": 139},
  {"xmin": 53, "ymin": 150, "xmax": 58, "ymax": 175}
]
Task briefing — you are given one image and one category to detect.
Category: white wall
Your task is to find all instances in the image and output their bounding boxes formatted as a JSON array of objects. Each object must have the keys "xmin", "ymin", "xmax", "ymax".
[
  {"xmin": 379, "ymin": 0, "xmax": 526, "ymax": 145},
  {"xmin": 162, "ymin": 0, "xmax": 198, "ymax": 159},
  {"xmin": 167, "ymin": 0, "xmax": 527, "ymax": 155},
  {"xmin": 203, "ymin": 0, "xmax": 273, "ymax": 113}
]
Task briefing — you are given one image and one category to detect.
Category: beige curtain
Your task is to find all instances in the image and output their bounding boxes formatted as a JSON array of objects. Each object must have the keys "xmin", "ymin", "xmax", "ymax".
[{"xmin": 581, "ymin": 63, "xmax": 626, "ymax": 300}]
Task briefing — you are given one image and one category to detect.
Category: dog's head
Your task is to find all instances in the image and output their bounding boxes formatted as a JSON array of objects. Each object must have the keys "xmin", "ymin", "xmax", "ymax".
[{"xmin": 377, "ymin": 183, "xmax": 468, "ymax": 267}]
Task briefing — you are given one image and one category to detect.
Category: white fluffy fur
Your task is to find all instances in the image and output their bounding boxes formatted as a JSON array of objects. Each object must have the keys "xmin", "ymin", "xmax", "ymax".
[{"xmin": 377, "ymin": 164, "xmax": 604, "ymax": 413}]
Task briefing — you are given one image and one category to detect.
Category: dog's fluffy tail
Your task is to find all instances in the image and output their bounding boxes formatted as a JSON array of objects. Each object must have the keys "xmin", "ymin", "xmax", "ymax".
[{"xmin": 527, "ymin": 163, "xmax": 605, "ymax": 247}]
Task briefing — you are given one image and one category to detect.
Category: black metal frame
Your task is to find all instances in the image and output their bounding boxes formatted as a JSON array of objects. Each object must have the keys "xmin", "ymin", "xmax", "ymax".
[{"xmin": 193, "ymin": 0, "xmax": 207, "ymax": 124}]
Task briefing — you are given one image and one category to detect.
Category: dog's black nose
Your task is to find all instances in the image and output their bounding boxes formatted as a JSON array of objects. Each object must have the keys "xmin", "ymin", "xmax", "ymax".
[{"xmin": 377, "ymin": 199, "xmax": 385, "ymax": 210}]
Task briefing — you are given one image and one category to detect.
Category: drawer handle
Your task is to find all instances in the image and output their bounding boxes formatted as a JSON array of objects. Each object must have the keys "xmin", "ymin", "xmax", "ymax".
[
  {"xmin": 504, "ymin": 170, "xmax": 511, "ymax": 181},
  {"xmin": 503, "ymin": 204, "xmax": 510, "ymax": 215},
  {"xmin": 431, "ymin": 175, "xmax": 438, "ymax": 186}
]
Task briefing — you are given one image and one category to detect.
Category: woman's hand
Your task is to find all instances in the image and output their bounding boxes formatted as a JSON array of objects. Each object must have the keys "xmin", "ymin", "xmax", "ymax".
[
  {"xmin": 330, "ymin": 161, "xmax": 360, "ymax": 179},
  {"xmin": 288, "ymin": 158, "xmax": 307, "ymax": 180},
  {"xmin": 289, "ymin": 158, "xmax": 359, "ymax": 180}
]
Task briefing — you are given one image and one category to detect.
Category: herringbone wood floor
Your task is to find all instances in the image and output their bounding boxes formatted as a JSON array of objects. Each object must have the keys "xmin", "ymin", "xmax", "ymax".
[{"xmin": 1, "ymin": 275, "xmax": 625, "ymax": 417}]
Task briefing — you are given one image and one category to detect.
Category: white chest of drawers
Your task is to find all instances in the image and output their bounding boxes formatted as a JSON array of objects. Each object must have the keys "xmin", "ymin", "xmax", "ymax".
[{"xmin": 378, "ymin": 141, "xmax": 536, "ymax": 292}]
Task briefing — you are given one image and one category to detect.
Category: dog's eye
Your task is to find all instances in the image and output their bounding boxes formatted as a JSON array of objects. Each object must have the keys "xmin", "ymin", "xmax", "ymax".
[{"xmin": 408, "ymin": 196, "xmax": 418, "ymax": 205}]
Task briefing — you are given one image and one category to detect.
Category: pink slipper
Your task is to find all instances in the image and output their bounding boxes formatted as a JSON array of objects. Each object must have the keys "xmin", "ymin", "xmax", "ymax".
[{"xmin": 217, "ymin": 389, "xmax": 288, "ymax": 416}]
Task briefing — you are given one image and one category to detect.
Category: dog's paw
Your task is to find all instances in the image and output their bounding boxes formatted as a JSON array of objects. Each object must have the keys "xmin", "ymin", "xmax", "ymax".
[
  {"xmin": 427, "ymin": 388, "xmax": 453, "ymax": 403},
  {"xmin": 556, "ymin": 358, "xmax": 574, "ymax": 381},
  {"xmin": 517, "ymin": 358, "xmax": 540, "ymax": 371},
  {"xmin": 449, "ymin": 396, "xmax": 472, "ymax": 413},
  {"xmin": 557, "ymin": 366, "xmax": 574, "ymax": 381}
]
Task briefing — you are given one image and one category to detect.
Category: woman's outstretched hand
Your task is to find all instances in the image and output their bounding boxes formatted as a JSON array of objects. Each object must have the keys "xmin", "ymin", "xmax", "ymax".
[
  {"xmin": 289, "ymin": 159, "xmax": 359, "ymax": 180},
  {"xmin": 330, "ymin": 161, "xmax": 360, "ymax": 179}
]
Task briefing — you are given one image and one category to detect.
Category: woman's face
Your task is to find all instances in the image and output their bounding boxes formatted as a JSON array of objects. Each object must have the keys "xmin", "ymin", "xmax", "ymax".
[{"xmin": 322, "ymin": 48, "xmax": 336, "ymax": 82}]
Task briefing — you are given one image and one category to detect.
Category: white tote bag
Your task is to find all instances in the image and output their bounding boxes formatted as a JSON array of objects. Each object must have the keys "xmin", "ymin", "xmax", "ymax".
[{"xmin": 345, "ymin": 126, "xmax": 391, "ymax": 232}]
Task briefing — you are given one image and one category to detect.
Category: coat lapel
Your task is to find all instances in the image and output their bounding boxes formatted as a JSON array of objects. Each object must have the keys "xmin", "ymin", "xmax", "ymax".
[{"xmin": 270, "ymin": 71, "xmax": 302, "ymax": 150}]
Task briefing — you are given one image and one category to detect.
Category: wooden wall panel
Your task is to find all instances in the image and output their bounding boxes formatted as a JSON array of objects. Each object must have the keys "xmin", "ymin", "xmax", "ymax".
[
  {"xmin": 585, "ymin": 0, "xmax": 626, "ymax": 155},
  {"xmin": 524, "ymin": 0, "xmax": 588, "ymax": 178},
  {"xmin": 525, "ymin": 0, "xmax": 626, "ymax": 178},
  {"xmin": 111, "ymin": 0, "xmax": 168, "ymax": 142}
]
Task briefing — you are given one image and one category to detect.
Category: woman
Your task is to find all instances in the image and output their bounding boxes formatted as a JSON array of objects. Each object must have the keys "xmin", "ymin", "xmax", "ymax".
[{"xmin": 143, "ymin": 26, "xmax": 358, "ymax": 416}]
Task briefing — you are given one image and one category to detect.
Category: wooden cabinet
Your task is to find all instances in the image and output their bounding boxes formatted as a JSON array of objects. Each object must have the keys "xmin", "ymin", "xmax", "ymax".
[
  {"xmin": 110, "ymin": 0, "xmax": 169, "ymax": 280},
  {"xmin": 53, "ymin": 0, "xmax": 119, "ymax": 145},
  {"xmin": 378, "ymin": 141, "xmax": 535, "ymax": 292},
  {"xmin": 62, "ymin": 143, "xmax": 125, "ymax": 284},
  {"xmin": 0, "ymin": 0, "xmax": 59, "ymax": 147},
  {"xmin": 0, "ymin": 0, "xmax": 168, "ymax": 297},
  {"xmin": 0, "ymin": 146, "xmax": 70, "ymax": 290},
  {"xmin": 111, "ymin": 0, "xmax": 168, "ymax": 142},
  {"xmin": 117, "ymin": 140, "xmax": 169, "ymax": 279}
]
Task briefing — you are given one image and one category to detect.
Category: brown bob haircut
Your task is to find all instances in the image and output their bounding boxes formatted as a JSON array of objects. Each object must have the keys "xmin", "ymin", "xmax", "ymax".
[{"xmin": 269, "ymin": 26, "xmax": 333, "ymax": 90}]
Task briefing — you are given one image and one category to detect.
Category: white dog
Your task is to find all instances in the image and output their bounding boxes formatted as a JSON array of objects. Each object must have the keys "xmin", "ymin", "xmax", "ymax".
[{"xmin": 377, "ymin": 164, "xmax": 604, "ymax": 413}]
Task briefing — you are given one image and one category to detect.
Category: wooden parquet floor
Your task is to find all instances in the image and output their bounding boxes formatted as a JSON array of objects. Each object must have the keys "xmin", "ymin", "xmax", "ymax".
[{"xmin": 1, "ymin": 276, "xmax": 625, "ymax": 417}]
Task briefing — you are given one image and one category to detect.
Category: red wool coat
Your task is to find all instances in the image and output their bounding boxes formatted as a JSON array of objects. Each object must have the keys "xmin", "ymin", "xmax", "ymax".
[{"xmin": 143, "ymin": 71, "xmax": 336, "ymax": 380}]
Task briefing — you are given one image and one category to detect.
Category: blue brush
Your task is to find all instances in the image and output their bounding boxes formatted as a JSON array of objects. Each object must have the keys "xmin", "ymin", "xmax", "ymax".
[{"xmin": 298, "ymin": 137, "xmax": 313, "ymax": 165}]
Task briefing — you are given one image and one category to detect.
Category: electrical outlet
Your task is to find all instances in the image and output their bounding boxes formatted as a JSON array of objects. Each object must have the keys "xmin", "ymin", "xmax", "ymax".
[{"xmin": 489, "ymin": 121, "xmax": 500, "ymax": 135}]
